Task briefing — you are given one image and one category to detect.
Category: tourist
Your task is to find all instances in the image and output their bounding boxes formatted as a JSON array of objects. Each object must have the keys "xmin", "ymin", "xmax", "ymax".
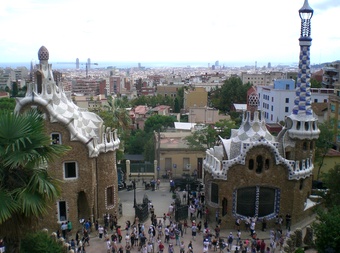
[
  {"xmin": 179, "ymin": 241, "xmax": 185, "ymax": 253},
  {"xmin": 98, "ymin": 225, "xmax": 104, "ymax": 239},
  {"xmin": 227, "ymin": 232, "xmax": 234, "ymax": 250},
  {"xmin": 106, "ymin": 238, "xmax": 111, "ymax": 253},
  {"xmin": 168, "ymin": 243, "xmax": 174, "ymax": 253},
  {"xmin": 183, "ymin": 220, "xmax": 188, "ymax": 234},
  {"xmin": 158, "ymin": 241, "xmax": 165, "ymax": 253},
  {"xmin": 188, "ymin": 241, "xmax": 193, "ymax": 253},
  {"xmin": 260, "ymin": 239, "xmax": 266, "ymax": 253},
  {"xmin": 191, "ymin": 223, "xmax": 197, "ymax": 241},
  {"xmin": 125, "ymin": 244, "xmax": 131, "ymax": 253}
]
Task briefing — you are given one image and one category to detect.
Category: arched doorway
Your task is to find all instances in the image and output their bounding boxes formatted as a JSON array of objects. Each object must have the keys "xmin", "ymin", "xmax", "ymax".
[
  {"xmin": 222, "ymin": 198, "xmax": 228, "ymax": 216},
  {"xmin": 77, "ymin": 191, "xmax": 91, "ymax": 221}
]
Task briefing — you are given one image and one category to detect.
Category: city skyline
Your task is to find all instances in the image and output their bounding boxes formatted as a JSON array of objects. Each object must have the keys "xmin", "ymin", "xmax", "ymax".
[{"xmin": 1, "ymin": 0, "xmax": 339, "ymax": 65}]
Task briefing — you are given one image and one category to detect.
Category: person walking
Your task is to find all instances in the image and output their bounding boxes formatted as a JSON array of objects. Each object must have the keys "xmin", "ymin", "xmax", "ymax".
[
  {"xmin": 106, "ymin": 238, "xmax": 111, "ymax": 253},
  {"xmin": 191, "ymin": 224, "xmax": 197, "ymax": 241}
]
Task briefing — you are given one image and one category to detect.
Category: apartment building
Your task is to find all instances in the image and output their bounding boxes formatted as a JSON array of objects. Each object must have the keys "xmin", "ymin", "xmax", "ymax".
[
  {"xmin": 72, "ymin": 78, "xmax": 106, "ymax": 96},
  {"xmin": 322, "ymin": 61, "xmax": 340, "ymax": 88},
  {"xmin": 257, "ymin": 79, "xmax": 331, "ymax": 123},
  {"xmin": 241, "ymin": 71, "xmax": 286, "ymax": 85},
  {"xmin": 183, "ymin": 87, "xmax": 208, "ymax": 110}
]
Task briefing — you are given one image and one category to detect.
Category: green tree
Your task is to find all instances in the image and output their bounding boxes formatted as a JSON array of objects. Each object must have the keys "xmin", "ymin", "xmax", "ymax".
[
  {"xmin": 214, "ymin": 119, "xmax": 238, "ymax": 139},
  {"xmin": 174, "ymin": 87, "xmax": 188, "ymax": 113},
  {"xmin": 131, "ymin": 95, "xmax": 148, "ymax": 107},
  {"xmin": 0, "ymin": 110, "xmax": 70, "ymax": 253},
  {"xmin": 21, "ymin": 231, "xmax": 63, "ymax": 253},
  {"xmin": 321, "ymin": 164, "xmax": 340, "ymax": 207},
  {"xmin": 11, "ymin": 82, "xmax": 18, "ymax": 97},
  {"xmin": 210, "ymin": 77, "xmax": 252, "ymax": 113},
  {"xmin": 312, "ymin": 205, "xmax": 340, "ymax": 252},
  {"xmin": 143, "ymin": 135, "xmax": 155, "ymax": 162},
  {"xmin": 0, "ymin": 97, "xmax": 16, "ymax": 112},
  {"xmin": 144, "ymin": 115, "xmax": 175, "ymax": 133},
  {"xmin": 310, "ymin": 77, "xmax": 322, "ymax": 88},
  {"xmin": 315, "ymin": 120, "xmax": 335, "ymax": 180},
  {"xmin": 125, "ymin": 130, "xmax": 149, "ymax": 154},
  {"xmin": 174, "ymin": 97, "xmax": 180, "ymax": 113},
  {"xmin": 95, "ymin": 96, "xmax": 132, "ymax": 161},
  {"xmin": 184, "ymin": 125, "xmax": 218, "ymax": 151}
]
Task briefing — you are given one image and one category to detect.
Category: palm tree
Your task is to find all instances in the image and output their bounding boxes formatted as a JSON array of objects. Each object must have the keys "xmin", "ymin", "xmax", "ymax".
[
  {"xmin": 0, "ymin": 109, "xmax": 70, "ymax": 253},
  {"xmin": 105, "ymin": 96, "xmax": 131, "ymax": 134},
  {"xmin": 96, "ymin": 96, "xmax": 131, "ymax": 161}
]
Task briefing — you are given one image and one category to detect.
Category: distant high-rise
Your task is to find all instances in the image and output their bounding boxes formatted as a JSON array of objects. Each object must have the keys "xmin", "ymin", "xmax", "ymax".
[
  {"xmin": 87, "ymin": 58, "xmax": 91, "ymax": 70},
  {"xmin": 76, "ymin": 58, "xmax": 79, "ymax": 69},
  {"xmin": 138, "ymin": 63, "xmax": 141, "ymax": 69},
  {"xmin": 268, "ymin": 62, "xmax": 271, "ymax": 68},
  {"xmin": 215, "ymin": 61, "xmax": 219, "ymax": 67}
]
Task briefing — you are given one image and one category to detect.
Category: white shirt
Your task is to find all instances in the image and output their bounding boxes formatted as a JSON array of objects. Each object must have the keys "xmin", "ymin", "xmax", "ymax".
[{"xmin": 106, "ymin": 240, "xmax": 111, "ymax": 250}]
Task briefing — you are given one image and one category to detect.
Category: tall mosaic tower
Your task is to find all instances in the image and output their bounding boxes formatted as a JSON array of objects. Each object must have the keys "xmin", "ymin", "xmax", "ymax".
[{"xmin": 286, "ymin": 0, "xmax": 320, "ymax": 140}]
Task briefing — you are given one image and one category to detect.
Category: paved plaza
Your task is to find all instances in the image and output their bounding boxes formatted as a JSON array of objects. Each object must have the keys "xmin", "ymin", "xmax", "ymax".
[{"xmin": 71, "ymin": 180, "xmax": 316, "ymax": 253}]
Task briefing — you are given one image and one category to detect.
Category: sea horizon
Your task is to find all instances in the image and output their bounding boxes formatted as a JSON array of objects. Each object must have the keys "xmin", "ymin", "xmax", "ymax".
[{"xmin": 0, "ymin": 61, "xmax": 299, "ymax": 70}]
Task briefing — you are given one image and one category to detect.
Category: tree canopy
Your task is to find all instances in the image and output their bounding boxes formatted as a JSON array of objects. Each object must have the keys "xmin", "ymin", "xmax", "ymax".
[
  {"xmin": 312, "ymin": 164, "xmax": 340, "ymax": 252},
  {"xmin": 144, "ymin": 114, "xmax": 176, "ymax": 133},
  {"xmin": 321, "ymin": 164, "xmax": 340, "ymax": 207},
  {"xmin": 93, "ymin": 96, "xmax": 132, "ymax": 162},
  {"xmin": 184, "ymin": 119, "xmax": 238, "ymax": 150},
  {"xmin": 315, "ymin": 119, "xmax": 335, "ymax": 180},
  {"xmin": 312, "ymin": 205, "xmax": 340, "ymax": 253},
  {"xmin": 0, "ymin": 97, "xmax": 16, "ymax": 112},
  {"xmin": 210, "ymin": 77, "xmax": 252, "ymax": 113}
]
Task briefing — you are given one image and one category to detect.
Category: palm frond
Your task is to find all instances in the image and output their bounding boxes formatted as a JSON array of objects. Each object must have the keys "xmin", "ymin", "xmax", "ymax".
[
  {"xmin": 0, "ymin": 189, "xmax": 20, "ymax": 224},
  {"xmin": 18, "ymin": 189, "xmax": 48, "ymax": 217},
  {"xmin": 27, "ymin": 168, "xmax": 61, "ymax": 200}
]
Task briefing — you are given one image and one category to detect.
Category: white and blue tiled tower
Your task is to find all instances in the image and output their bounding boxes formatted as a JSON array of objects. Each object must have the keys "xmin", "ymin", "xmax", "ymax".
[{"xmin": 285, "ymin": 0, "xmax": 320, "ymax": 140}]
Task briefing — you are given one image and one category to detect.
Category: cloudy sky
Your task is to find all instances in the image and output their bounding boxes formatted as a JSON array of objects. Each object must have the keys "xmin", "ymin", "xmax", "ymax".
[{"xmin": 0, "ymin": 0, "xmax": 339, "ymax": 66}]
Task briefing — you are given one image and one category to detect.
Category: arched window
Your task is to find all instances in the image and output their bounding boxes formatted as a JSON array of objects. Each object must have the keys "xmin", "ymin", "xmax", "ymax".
[
  {"xmin": 211, "ymin": 183, "xmax": 219, "ymax": 204},
  {"xmin": 265, "ymin": 159, "xmax": 270, "ymax": 170},
  {"xmin": 305, "ymin": 122, "xmax": 309, "ymax": 131},
  {"xmin": 299, "ymin": 179, "xmax": 304, "ymax": 190},
  {"xmin": 297, "ymin": 121, "xmax": 301, "ymax": 130},
  {"xmin": 303, "ymin": 142, "xmax": 307, "ymax": 151},
  {"xmin": 256, "ymin": 155, "xmax": 263, "ymax": 174},
  {"xmin": 36, "ymin": 72, "xmax": 42, "ymax": 94},
  {"xmin": 249, "ymin": 159, "xmax": 254, "ymax": 170}
]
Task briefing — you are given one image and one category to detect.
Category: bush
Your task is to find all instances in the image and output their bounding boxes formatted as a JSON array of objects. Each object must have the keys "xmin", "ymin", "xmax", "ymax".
[{"xmin": 21, "ymin": 231, "xmax": 64, "ymax": 253}]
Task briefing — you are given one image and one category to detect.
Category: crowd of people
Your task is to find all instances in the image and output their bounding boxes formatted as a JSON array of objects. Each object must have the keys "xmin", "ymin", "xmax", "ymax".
[{"xmin": 60, "ymin": 179, "xmax": 293, "ymax": 253}]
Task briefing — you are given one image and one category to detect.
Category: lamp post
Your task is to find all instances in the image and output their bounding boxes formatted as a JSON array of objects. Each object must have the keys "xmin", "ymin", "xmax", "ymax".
[{"xmin": 133, "ymin": 179, "xmax": 137, "ymax": 208}]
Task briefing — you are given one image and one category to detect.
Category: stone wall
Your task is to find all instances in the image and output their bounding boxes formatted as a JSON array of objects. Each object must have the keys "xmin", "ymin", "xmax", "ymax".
[{"xmin": 204, "ymin": 145, "xmax": 313, "ymax": 229}]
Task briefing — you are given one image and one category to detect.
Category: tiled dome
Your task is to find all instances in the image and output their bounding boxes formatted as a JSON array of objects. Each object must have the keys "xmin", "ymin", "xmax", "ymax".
[{"xmin": 38, "ymin": 46, "xmax": 49, "ymax": 61}]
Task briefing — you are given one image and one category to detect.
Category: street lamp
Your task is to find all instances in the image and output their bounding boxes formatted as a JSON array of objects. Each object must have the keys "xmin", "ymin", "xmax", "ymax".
[
  {"xmin": 133, "ymin": 179, "xmax": 137, "ymax": 208},
  {"xmin": 299, "ymin": 0, "xmax": 313, "ymax": 40}
]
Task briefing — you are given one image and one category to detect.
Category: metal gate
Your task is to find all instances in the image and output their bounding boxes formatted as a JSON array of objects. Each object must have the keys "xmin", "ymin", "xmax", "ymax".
[
  {"xmin": 135, "ymin": 194, "xmax": 150, "ymax": 222},
  {"xmin": 174, "ymin": 192, "xmax": 188, "ymax": 221}
]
